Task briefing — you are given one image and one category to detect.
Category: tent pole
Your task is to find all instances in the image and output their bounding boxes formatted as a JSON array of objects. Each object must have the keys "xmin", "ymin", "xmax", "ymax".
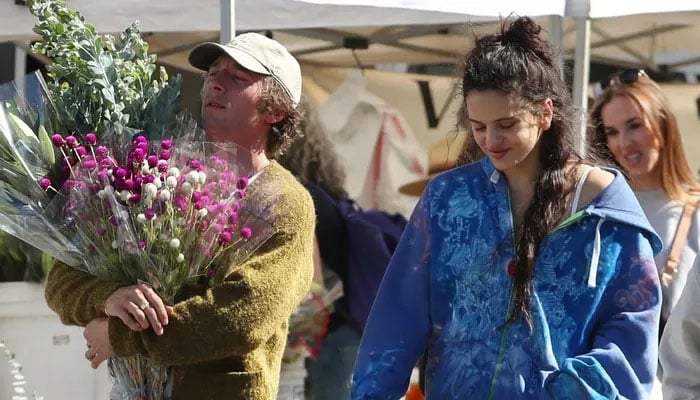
[
  {"xmin": 550, "ymin": 15, "xmax": 564, "ymax": 80},
  {"xmin": 14, "ymin": 44, "xmax": 26, "ymax": 94},
  {"xmin": 220, "ymin": 0, "xmax": 235, "ymax": 43},
  {"xmin": 572, "ymin": 17, "xmax": 591, "ymax": 156}
]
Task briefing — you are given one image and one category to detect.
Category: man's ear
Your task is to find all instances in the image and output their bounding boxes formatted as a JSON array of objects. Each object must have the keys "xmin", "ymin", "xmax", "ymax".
[
  {"xmin": 264, "ymin": 113, "xmax": 287, "ymax": 125},
  {"xmin": 540, "ymin": 98, "xmax": 554, "ymax": 131}
]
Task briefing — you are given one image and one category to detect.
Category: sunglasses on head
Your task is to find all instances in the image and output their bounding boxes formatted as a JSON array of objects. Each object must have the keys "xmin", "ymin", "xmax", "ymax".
[{"xmin": 592, "ymin": 69, "xmax": 648, "ymax": 97}]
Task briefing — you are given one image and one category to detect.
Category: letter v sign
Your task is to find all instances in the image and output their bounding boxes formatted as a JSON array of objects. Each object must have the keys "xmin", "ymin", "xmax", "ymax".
[{"xmin": 416, "ymin": 80, "xmax": 456, "ymax": 129}]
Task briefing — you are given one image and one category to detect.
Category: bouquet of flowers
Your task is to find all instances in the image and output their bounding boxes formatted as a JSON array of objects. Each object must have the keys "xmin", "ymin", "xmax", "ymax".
[{"xmin": 284, "ymin": 278, "xmax": 343, "ymax": 363}]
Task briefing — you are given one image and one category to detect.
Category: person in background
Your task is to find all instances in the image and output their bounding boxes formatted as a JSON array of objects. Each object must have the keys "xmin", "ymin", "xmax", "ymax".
[
  {"xmin": 590, "ymin": 69, "xmax": 700, "ymax": 334},
  {"xmin": 279, "ymin": 104, "xmax": 361, "ymax": 400},
  {"xmin": 352, "ymin": 16, "xmax": 662, "ymax": 399},
  {"xmin": 659, "ymin": 254, "xmax": 700, "ymax": 399},
  {"xmin": 45, "ymin": 33, "xmax": 316, "ymax": 400}
]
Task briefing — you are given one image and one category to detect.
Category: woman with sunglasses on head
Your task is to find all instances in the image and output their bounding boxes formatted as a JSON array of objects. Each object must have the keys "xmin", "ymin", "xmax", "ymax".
[
  {"xmin": 351, "ymin": 16, "xmax": 662, "ymax": 400},
  {"xmin": 590, "ymin": 70, "xmax": 700, "ymax": 336}
]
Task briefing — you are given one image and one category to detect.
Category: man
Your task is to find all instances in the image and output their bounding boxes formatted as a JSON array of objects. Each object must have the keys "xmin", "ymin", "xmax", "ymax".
[{"xmin": 44, "ymin": 33, "xmax": 315, "ymax": 400}]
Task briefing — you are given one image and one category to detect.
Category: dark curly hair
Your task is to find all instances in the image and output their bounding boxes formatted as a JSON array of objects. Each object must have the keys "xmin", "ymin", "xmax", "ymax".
[
  {"xmin": 457, "ymin": 16, "xmax": 590, "ymax": 326},
  {"xmin": 257, "ymin": 76, "xmax": 304, "ymax": 157},
  {"xmin": 278, "ymin": 100, "xmax": 348, "ymax": 199}
]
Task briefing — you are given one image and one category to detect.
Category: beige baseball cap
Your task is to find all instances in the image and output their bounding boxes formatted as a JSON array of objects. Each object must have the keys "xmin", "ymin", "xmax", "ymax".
[{"xmin": 188, "ymin": 33, "xmax": 302, "ymax": 106}]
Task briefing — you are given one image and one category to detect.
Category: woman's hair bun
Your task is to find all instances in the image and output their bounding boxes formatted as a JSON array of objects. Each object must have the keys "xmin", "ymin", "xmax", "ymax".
[{"xmin": 500, "ymin": 16, "xmax": 554, "ymax": 66}]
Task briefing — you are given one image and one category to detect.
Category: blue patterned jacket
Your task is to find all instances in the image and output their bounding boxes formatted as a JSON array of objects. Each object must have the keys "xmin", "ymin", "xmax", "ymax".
[{"xmin": 352, "ymin": 157, "xmax": 662, "ymax": 400}]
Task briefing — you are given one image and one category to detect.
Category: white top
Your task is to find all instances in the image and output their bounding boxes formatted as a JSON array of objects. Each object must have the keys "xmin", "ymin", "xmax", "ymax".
[{"xmin": 635, "ymin": 189, "xmax": 700, "ymax": 320}]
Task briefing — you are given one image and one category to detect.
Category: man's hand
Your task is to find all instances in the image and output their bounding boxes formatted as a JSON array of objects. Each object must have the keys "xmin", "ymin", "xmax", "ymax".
[
  {"xmin": 83, "ymin": 317, "xmax": 114, "ymax": 369},
  {"xmin": 104, "ymin": 284, "xmax": 170, "ymax": 335}
]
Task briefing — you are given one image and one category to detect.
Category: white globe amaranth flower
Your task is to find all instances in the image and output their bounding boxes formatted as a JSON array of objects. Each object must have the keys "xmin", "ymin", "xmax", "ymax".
[
  {"xmin": 197, "ymin": 172, "xmax": 207, "ymax": 185},
  {"xmin": 143, "ymin": 183, "xmax": 158, "ymax": 198},
  {"xmin": 170, "ymin": 238, "xmax": 181, "ymax": 249},
  {"xmin": 111, "ymin": 240, "xmax": 120, "ymax": 249},
  {"xmin": 119, "ymin": 190, "xmax": 131, "ymax": 202},
  {"xmin": 136, "ymin": 213, "xmax": 147, "ymax": 224},
  {"xmin": 159, "ymin": 189, "xmax": 171, "ymax": 201},
  {"xmin": 181, "ymin": 181, "xmax": 193, "ymax": 195},
  {"xmin": 166, "ymin": 176, "xmax": 178, "ymax": 188},
  {"xmin": 153, "ymin": 177, "xmax": 163, "ymax": 188},
  {"xmin": 97, "ymin": 189, "xmax": 106, "ymax": 199},
  {"xmin": 159, "ymin": 233, "xmax": 169, "ymax": 241},
  {"xmin": 104, "ymin": 185, "xmax": 115, "ymax": 194},
  {"xmin": 176, "ymin": 253, "xmax": 185, "ymax": 263},
  {"xmin": 168, "ymin": 167, "xmax": 180, "ymax": 178},
  {"xmin": 198, "ymin": 208, "xmax": 208, "ymax": 218},
  {"xmin": 141, "ymin": 164, "xmax": 152, "ymax": 175},
  {"xmin": 186, "ymin": 171, "xmax": 198, "ymax": 184}
]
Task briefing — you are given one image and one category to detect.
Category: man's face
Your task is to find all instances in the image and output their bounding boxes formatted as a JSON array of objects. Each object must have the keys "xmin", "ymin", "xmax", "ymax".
[{"xmin": 201, "ymin": 55, "xmax": 268, "ymax": 143}]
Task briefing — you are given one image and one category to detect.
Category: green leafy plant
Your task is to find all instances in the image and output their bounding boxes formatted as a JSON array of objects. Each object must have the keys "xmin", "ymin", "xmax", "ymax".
[{"xmin": 28, "ymin": 0, "xmax": 182, "ymax": 139}]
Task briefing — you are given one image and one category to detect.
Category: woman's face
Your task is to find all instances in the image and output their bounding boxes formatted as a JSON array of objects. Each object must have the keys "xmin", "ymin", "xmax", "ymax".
[
  {"xmin": 600, "ymin": 95, "xmax": 661, "ymax": 186},
  {"xmin": 466, "ymin": 90, "xmax": 551, "ymax": 176}
]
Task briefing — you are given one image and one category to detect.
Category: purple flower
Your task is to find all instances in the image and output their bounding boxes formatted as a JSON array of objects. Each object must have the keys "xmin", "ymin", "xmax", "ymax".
[
  {"xmin": 65, "ymin": 135, "xmax": 79, "ymax": 148},
  {"xmin": 39, "ymin": 177, "xmax": 51, "ymax": 190},
  {"xmin": 235, "ymin": 190, "xmax": 246, "ymax": 199},
  {"xmin": 240, "ymin": 227, "xmax": 253, "ymax": 239},
  {"xmin": 144, "ymin": 175, "xmax": 155, "ymax": 184},
  {"xmin": 206, "ymin": 268, "xmax": 216, "ymax": 279},
  {"xmin": 85, "ymin": 133, "xmax": 97, "ymax": 145},
  {"xmin": 161, "ymin": 139, "xmax": 173, "ymax": 150},
  {"xmin": 124, "ymin": 179, "xmax": 135, "ymax": 190},
  {"xmin": 75, "ymin": 146, "xmax": 88, "ymax": 157},
  {"xmin": 114, "ymin": 168, "xmax": 128, "ymax": 179},
  {"xmin": 174, "ymin": 197, "xmax": 188, "ymax": 212},
  {"xmin": 218, "ymin": 231, "xmax": 232, "ymax": 245},
  {"xmin": 157, "ymin": 160, "xmax": 169, "ymax": 172},
  {"xmin": 190, "ymin": 159, "xmax": 202, "ymax": 170},
  {"xmin": 191, "ymin": 191, "xmax": 202, "ymax": 203},
  {"xmin": 132, "ymin": 148, "xmax": 145, "ymax": 161},
  {"xmin": 83, "ymin": 159, "xmax": 97, "ymax": 169},
  {"xmin": 144, "ymin": 209, "xmax": 156, "ymax": 220},
  {"xmin": 237, "ymin": 177, "xmax": 249, "ymax": 190},
  {"xmin": 138, "ymin": 240, "xmax": 147, "ymax": 249},
  {"xmin": 194, "ymin": 201, "xmax": 204, "ymax": 210},
  {"xmin": 147, "ymin": 155, "xmax": 158, "ymax": 168},
  {"xmin": 129, "ymin": 193, "xmax": 141, "ymax": 204},
  {"xmin": 51, "ymin": 134, "xmax": 64, "ymax": 147},
  {"xmin": 212, "ymin": 223, "xmax": 223, "ymax": 233},
  {"xmin": 137, "ymin": 142, "xmax": 149, "ymax": 152},
  {"xmin": 228, "ymin": 212, "xmax": 238, "ymax": 225},
  {"xmin": 96, "ymin": 146, "xmax": 109, "ymax": 157},
  {"xmin": 109, "ymin": 215, "xmax": 121, "ymax": 226},
  {"xmin": 134, "ymin": 135, "xmax": 147, "ymax": 144},
  {"xmin": 97, "ymin": 226, "xmax": 107, "ymax": 236},
  {"xmin": 160, "ymin": 151, "xmax": 171, "ymax": 160},
  {"xmin": 97, "ymin": 169, "xmax": 109, "ymax": 181},
  {"xmin": 134, "ymin": 177, "xmax": 143, "ymax": 187}
]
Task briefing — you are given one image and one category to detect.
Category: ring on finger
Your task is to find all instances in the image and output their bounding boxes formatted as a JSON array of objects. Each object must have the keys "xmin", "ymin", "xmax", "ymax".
[{"xmin": 138, "ymin": 301, "xmax": 150, "ymax": 311}]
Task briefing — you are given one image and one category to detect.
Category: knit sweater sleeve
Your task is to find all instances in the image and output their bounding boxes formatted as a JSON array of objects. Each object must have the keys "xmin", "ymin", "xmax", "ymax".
[
  {"xmin": 109, "ymin": 166, "xmax": 316, "ymax": 366},
  {"xmin": 44, "ymin": 261, "xmax": 126, "ymax": 327}
]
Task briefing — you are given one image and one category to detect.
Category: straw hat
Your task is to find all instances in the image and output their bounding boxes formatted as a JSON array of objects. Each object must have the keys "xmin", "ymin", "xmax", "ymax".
[{"xmin": 398, "ymin": 133, "xmax": 466, "ymax": 196}]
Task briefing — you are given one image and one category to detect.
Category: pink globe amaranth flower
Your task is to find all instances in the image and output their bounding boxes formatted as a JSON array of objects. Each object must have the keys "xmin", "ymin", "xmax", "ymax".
[
  {"xmin": 235, "ymin": 190, "xmax": 246, "ymax": 199},
  {"xmin": 137, "ymin": 142, "xmax": 149, "ymax": 152},
  {"xmin": 190, "ymin": 159, "xmax": 202, "ymax": 170},
  {"xmin": 144, "ymin": 208, "xmax": 156, "ymax": 220},
  {"xmin": 228, "ymin": 212, "xmax": 239, "ymax": 225},
  {"xmin": 219, "ymin": 231, "xmax": 232, "ymax": 245},
  {"xmin": 157, "ymin": 160, "xmax": 168, "ymax": 172},
  {"xmin": 161, "ymin": 139, "xmax": 173, "ymax": 150},
  {"xmin": 65, "ymin": 135, "xmax": 79, "ymax": 148},
  {"xmin": 129, "ymin": 193, "xmax": 141, "ymax": 204},
  {"xmin": 134, "ymin": 176, "xmax": 143, "ymax": 187},
  {"xmin": 115, "ymin": 168, "xmax": 128, "ymax": 179},
  {"xmin": 194, "ymin": 201, "xmax": 205, "ymax": 210},
  {"xmin": 39, "ymin": 177, "xmax": 51, "ymax": 190},
  {"xmin": 147, "ymin": 155, "xmax": 158, "ymax": 168},
  {"xmin": 134, "ymin": 135, "xmax": 147, "ymax": 144},
  {"xmin": 160, "ymin": 151, "xmax": 171, "ymax": 161},
  {"xmin": 97, "ymin": 169, "xmax": 109, "ymax": 181},
  {"xmin": 75, "ymin": 146, "xmax": 88, "ymax": 157},
  {"xmin": 174, "ymin": 197, "xmax": 188, "ymax": 211},
  {"xmin": 191, "ymin": 191, "xmax": 202, "ymax": 203},
  {"xmin": 207, "ymin": 204, "xmax": 220, "ymax": 214},
  {"xmin": 212, "ymin": 223, "xmax": 223, "ymax": 233},
  {"xmin": 240, "ymin": 227, "xmax": 253, "ymax": 239},
  {"xmin": 132, "ymin": 148, "xmax": 146, "ymax": 161},
  {"xmin": 144, "ymin": 175, "xmax": 155, "ymax": 184},
  {"xmin": 96, "ymin": 146, "xmax": 109, "ymax": 157},
  {"xmin": 138, "ymin": 240, "xmax": 147, "ymax": 249},
  {"xmin": 83, "ymin": 159, "xmax": 97, "ymax": 169},
  {"xmin": 109, "ymin": 215, "xmax": 121, "ymax": 226},
  {"xmin": 96, "ymin": 226, "xmax": 107, "ymax": 236},
  {"xmin": 124, "ymin": 179, "xmax": 135, "ymax": 190},
  {"xmin": 51, "ymin": 134, "xmax": 65, "ymax": 147},
  {"xmin": 237, "ymin": 177, "xmax": 249, "ymax": 190},
  {"xmin": 84, "ymin": 133, "xmax": 97, "ymax": 145}
]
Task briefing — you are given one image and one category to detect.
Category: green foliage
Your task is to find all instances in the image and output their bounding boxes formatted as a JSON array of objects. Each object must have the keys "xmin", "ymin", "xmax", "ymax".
[{"xmin": 28, "ymin": 0, "xmax": 182, "ymax": 139}]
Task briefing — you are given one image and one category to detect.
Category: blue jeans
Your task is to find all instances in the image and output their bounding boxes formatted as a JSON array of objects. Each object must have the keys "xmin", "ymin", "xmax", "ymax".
[{"xmin": 307, "ymin": 323, "xmax": 362, "ymax": 400}]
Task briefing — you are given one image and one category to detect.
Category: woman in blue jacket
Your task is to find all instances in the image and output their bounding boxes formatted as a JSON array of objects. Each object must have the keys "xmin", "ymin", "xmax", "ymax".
[{"xmin": 351, "ymin": 17, "xmax": 662, "ymax": 400}]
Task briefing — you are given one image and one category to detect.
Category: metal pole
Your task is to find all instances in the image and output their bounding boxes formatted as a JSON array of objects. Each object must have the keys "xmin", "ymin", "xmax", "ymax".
[
  {"xmin": 14, "ymin": 44, "xmax": 26, "ymax": 94},
  {"xmin": 220, "ymin": 0, "xmax": 235, "ymax": 44},
  {"xmin": 572, "ymin": 18, "xmax": 591, "ymax": 156},
  {"xmin": 550, "ymin": 15, "xmax": 564, "ymax": 80}
]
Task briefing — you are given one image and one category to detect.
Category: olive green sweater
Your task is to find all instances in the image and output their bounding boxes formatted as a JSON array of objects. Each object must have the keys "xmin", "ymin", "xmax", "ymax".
[{"xmin": 45, "ymin": 161, "xmax": 315, "ymax": 400}]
